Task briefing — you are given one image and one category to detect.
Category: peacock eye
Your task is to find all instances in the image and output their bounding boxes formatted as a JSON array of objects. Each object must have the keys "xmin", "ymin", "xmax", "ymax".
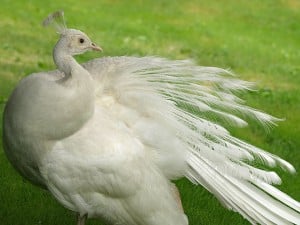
[{"xmin": 79, "ymin": 38, "xmax": 85, "ymax": 44}]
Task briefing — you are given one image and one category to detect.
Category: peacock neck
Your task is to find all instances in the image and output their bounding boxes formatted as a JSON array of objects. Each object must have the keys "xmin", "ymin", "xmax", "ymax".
[
  {"xmin": 53, "ymin": 48, "xmax": 80, "ymax": 76},
  {"xmin": 54, "ymin": 53, "xmax": 74, "ymax": 76},
  {"xmin": 51, "ymin": 41, "xmax": 95, "ymax": 139},
  {"xmin": 53, "ymin": 45, "xmax": 93, "ymax": 88}
]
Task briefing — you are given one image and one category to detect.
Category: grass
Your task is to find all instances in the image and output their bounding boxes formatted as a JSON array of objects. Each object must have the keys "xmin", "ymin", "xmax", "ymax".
[{"xmin": 0, "ymin": 0, "xmax": 300, "ymax": 224}]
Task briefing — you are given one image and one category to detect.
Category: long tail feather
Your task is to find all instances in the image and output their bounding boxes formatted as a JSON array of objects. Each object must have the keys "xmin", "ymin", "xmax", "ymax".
[
  {"xmin": 187, "ymin": 152, "xmax": 300, "ymax": 225},
  {"xmin": 83, "ymin": 56, "xmax": 300, "ymax": 224}
]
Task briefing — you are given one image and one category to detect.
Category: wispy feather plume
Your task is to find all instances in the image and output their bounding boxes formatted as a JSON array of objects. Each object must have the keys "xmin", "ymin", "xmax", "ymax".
[
  {"xmin": 82, "ymin": 56, "xmax": 300, "ymax": 225},
  {"xmin": 42, "ymin": 10, "xmax": 67, "ymax": 34}
]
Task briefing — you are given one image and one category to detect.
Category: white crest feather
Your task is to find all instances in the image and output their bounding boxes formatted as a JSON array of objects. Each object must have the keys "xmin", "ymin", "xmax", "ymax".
[{"xmin": 42, "ymin": 10, "xmax": 67, "ymax": 34}]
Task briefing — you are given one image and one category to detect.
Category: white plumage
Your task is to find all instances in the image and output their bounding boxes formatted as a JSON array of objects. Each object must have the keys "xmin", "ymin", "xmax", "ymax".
[{"xmin": 3, "ymin": 11, "xmax": 300, "ymax": 225}]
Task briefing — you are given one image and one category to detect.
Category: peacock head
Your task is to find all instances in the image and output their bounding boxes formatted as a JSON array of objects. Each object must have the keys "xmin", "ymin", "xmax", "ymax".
[
  {"xmin": 57, "ymin": 28, "xmax": 102, "ymax": 55},
  {"xmin": 43, "ymin": 10, "xmax": 102, "ymax": 56}
]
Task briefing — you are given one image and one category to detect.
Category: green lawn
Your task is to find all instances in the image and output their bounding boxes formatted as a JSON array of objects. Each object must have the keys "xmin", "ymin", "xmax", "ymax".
[{"xmin": 0, "ymin": 0, "xmax": 300, "ymax": 224}]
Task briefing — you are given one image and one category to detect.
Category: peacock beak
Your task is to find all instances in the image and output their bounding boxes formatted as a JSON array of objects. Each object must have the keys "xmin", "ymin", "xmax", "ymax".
[{"xmin": 91, "ymin": 43, "xmax": 103, "ymax": 52}]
